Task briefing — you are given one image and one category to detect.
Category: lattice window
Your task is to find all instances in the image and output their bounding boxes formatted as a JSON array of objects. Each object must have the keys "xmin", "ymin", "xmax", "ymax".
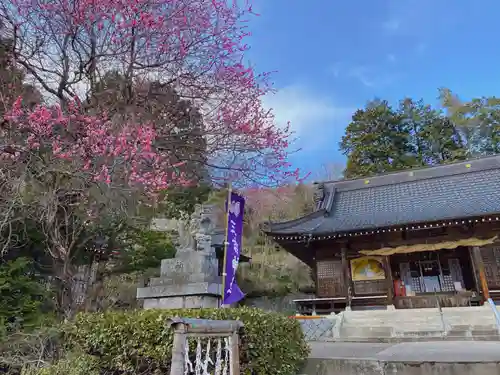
[
  {"xmin": 440, "ymin": 275, "xmax": 455, "ymax": 292},
  {"xmin": 316, "ymin": 260, "xmax": 345, "ymax": 297},
  {"xmin": 353, "ymin": 279, "xmax": 385, "ymax": 295},
  {"xmin": 410, "ymin": 277, "xmax": 423, "ymax": 293},
  {"xmin": 448, "ymin": 258, "xmax": 464, "ymax": 290},
  {"xmin": 481, "ymin": 246, "xmax": 500, "ymax": 288},
  {"xmin": 316, "ymin": 260, "xmax": 333, "ymax": 278}
]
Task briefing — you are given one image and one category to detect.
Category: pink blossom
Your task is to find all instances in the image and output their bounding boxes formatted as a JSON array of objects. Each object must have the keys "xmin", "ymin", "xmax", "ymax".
[{"xmin": 5, "ymin": 0, "xmax": 305, "ymax": 188}]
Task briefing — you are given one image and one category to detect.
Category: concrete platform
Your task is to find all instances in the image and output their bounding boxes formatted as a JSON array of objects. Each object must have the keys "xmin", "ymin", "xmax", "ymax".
[
  {"xmin": 301, "ymin": 341, "xmax": 500, "ymax": 375},
  {"xmin": 322, "ymin": 305, "xmax": 500, "ymax": 342}
]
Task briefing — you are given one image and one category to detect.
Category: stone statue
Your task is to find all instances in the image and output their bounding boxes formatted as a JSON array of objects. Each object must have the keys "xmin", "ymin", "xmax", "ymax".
[
  {"xmin": 174, "ymin": 217, "xmax": 194, "ymax": 252},
  {"xmin": 137, "ymin": 202, "xmax": 223, "ymax": 310},
  {"xmin": 194, "ymin": 204, "xmax": 217, "ymax": 253},
  {"xmin": 175, "ymin": 204, "xmax": 218, "ymax": 253}
]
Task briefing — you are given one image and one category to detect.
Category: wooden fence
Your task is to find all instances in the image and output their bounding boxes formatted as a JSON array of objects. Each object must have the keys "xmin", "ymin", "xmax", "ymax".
[{"xmin": 168, "ymin": 317, "xmax": 244, "ymax": 375}]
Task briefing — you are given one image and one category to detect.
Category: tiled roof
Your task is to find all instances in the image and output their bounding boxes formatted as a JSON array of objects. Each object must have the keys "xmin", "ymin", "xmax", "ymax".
[{"xmin": 264, "ymin": 155, "xmax": 500, "ymax": 235}]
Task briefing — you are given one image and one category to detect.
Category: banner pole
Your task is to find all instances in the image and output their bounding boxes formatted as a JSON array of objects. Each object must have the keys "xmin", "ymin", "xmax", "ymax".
[{"xmin": 221, "ymin": 182, "xmax": 232, "ymax": 307}]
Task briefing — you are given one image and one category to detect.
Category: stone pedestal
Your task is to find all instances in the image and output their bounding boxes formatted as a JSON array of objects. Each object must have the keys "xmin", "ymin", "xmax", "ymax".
[
  {"xmin": 137, "ymin": 251, "xmax": 222, "ymax": 309},
  {"xmin": 137, "ymin": 204, "xmax": 223, "ymax": 310}
]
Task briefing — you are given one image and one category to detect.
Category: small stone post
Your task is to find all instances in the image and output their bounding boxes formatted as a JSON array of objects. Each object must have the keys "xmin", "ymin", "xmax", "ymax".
[
  {"xmin": 169, "ymin": 324, "xmax": 187, "ymax": 375},
  {"xmin": 229, "ymin": 331, "xmax": 240, "ymax": 375}
]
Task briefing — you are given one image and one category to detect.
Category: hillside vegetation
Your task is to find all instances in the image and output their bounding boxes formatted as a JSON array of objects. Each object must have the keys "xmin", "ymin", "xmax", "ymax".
[{"xmin": 238, "ymin": 184, "xmax": 316, "ymax": 297}]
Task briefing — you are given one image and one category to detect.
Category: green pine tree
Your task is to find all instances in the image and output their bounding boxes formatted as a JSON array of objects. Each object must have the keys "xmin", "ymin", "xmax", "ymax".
[{"xmin": 340, "ymin": 100, "xmax": 413, "ymax": 178}]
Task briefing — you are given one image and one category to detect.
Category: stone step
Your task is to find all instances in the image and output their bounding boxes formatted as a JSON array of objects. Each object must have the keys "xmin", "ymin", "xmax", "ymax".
[
  {"xmin": 335, "ymin": 336, "xmax": 500, "ymax": 343},
  {"xmin": 343, "ymin": 322, "xmax": 443, "ymax": 329},
  {"xmin": 346, "ymin": 312, "xmax": 443, "ymax": 318},
  {"xmin": 446, "ymin": 329, "xmax": 499, "ymax": 338},
  {"xmin": 343, "ymin": 307, "xmax": 496, "ymax": 318},
  {"xmin": 393, "ymin": 331, "xmax": 445, "ymax": 339},
  {"xmin": 334, "ymin": 308, "xmax": 500, "ymax": 343},
  {"xmin": 451, "ymin": 324, "xmax": 498, "ymax": 330},
  {"xmin": 344, "ymin": 312, "xmax": 499, "ymax": 326},
  {"xmin": 339, "ymin": 326, "xmax": 393, "ymax": 339},
  {"xmin": 347, "ymin": 310, "xmax": 494, "ymax": 317},
  {"xmin": 345, "ymin": 314, "xmax": 442, "ymax": 319},
  {"xmin": 445, "ymin": 316, "xmax": 497, "ymax": 324},
  {"xmin": 345, "ymin": 317, "xmax": 442, "ymax": 324},
  {"xmin": 341, "ymin": 324, "xmax": 497, "ymax": 331},
  {"xmin": 395, "ymin": 324, "xmax": 445, "ymax": 330},
  {"xmin": 345, "ymin": 321, "xmax": 496, "ymax": 327},
  {"xmin": 344, "ymin": 318, "xmax": 444, "ymax": 326},
  {"xmin": 449, "ymin": 321, "xmax": 498, "ymax": 328}
]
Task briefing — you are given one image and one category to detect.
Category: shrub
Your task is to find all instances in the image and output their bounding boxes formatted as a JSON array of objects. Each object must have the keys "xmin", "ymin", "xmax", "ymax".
[
  {"xmin": 64, "ymin": 306, "xmax": 309, "ymax": 375},
  {"xmin": 0, "ymin": 258, "xmax": 54, "ymax": 336},
  {"xmin": 0, "ymin": 327, "xmax": 62, "ymax": 375},
  {"xmin": 21, "ymin": 353, "xmax": 100, "ymax": 375}
]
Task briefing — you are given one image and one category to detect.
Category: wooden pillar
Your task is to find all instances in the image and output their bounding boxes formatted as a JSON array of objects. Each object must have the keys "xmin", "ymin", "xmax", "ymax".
[
  {"xmin": 471, "ymin": 246, "xmax": 490, "ymax": 300},
  {"xmin": 341, "ymin": 246, "xmax": 353, "ymax": 308},
  {"xmin": 469, "ymin": 247, "xmax": 481, "ymax": 295},
  {"xmin": 383, "ymin": 256, "xmax": 394, "ymax": 307}
]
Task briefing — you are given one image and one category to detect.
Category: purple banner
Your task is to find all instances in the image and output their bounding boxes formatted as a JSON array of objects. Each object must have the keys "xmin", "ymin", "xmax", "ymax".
[{"xmin": 223, "ymin": 192, "xmax": 246, "ymax": 305}]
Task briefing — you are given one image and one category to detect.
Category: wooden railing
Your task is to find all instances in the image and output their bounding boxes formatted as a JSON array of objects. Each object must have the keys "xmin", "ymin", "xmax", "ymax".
[{"xmin": 168, "ymin": 317, "xmax": 244, "ymax": 375}]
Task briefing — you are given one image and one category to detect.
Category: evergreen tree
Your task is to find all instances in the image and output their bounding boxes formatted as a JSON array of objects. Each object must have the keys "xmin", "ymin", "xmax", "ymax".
[
  {"xmin": 340, "ymin": 96, "xmax": 471, "ymax": 179},
  {"xmin": 0, "ymin": 258, "xmax": 53, "ymax": 335},
  {"xmin": 340, "ymin": 100, "xmax": 414, "ymax": 178},
  {"xmin": 440, "ymin": 89, "xmax": 500, "ymax": 157},
  {"xmin": 0, "ymin": 36, "xmax": 41, "ymax": 115},
  {"xmin": 398, "ymin": 98, "xmax": 467, "ymax": 166},
  {"xmin": 418, "ymin": 116, "xmax": 467, "ymax": 164}
]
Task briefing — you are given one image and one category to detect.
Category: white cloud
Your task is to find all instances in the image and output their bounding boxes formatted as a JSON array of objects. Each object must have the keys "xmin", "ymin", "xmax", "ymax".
[
  {"xmin": 329, "ymin": 62, "xmax": 399, "ymax": 88},
  {"xmin": 382, "ymin": 0, "xmax": 462, "ymax": 39},
  {"xmin": 347, "ymin": 66, "xmax": 399, "ymax": 88},
  {"xmin": 263, "ymin": 85, "xmax": 350, "ymax": 135},
  {"xmin": 348, "ymin": 67, "xmax": 375, "ymax": 87}
]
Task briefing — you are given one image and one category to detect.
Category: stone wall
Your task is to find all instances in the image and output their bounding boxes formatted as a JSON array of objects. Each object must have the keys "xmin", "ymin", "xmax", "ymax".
[
  {"xmin": 297, "ymin": 318, "xmax": 336, "ymax": 341},
  {"xmin": 243, "ymin": 293, "xmax": 314, "ymax": 313}
]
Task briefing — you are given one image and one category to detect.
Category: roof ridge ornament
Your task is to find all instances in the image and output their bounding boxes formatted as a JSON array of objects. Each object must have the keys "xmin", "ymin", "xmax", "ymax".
[{"xmin": 313, "ymin": 183, "xmax": 325, "ymax": 210}]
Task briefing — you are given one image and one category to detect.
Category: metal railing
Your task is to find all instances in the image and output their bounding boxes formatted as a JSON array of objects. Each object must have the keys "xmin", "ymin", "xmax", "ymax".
[
  {"xmin": 168, "ymin": 317, "xmax": 244, "ymax": 375},
  {"xmin": 486, "ymin": 298, "xmax": 500, "ymax": 334},
  {"xmin": 435, "ymin": 293, "xmax": 450, "ymax": 334}
]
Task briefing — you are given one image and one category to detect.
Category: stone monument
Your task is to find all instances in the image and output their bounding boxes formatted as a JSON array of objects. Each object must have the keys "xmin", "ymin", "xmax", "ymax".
[{"xmin": 136, "ymin": 204, "xmax": 223, "ymax": 309}]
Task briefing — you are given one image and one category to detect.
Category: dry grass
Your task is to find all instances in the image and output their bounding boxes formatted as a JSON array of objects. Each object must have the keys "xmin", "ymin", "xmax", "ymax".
[{"xmin": 238, "ymin": 243, "xmax": 314, "ymax": 297}]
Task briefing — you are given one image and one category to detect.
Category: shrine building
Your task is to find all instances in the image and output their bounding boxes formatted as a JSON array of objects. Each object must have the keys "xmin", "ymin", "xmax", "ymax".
[{"xmin": 263, "ymin": 155, "xmax": 500, "ymax": 315}]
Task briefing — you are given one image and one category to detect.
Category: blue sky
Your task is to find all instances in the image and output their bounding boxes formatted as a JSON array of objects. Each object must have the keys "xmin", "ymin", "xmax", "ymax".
[{"xmin": 246, "ymin": 0, "xmax": 500, "ymax": 179}]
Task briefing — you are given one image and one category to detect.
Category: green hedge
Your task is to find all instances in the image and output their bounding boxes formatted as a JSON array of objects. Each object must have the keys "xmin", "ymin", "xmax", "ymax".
[
  {"xmin": 21, "ymin": 354, "xmax": 100, "ymax": 375},
  {"xmin": 63, "ymin": 307, "xmax": 309, "ymax": 375}
]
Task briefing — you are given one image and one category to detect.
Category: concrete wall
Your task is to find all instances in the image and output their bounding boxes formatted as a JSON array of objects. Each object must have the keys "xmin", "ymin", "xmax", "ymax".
[
  {"xmin": 301, "ymin": 359, "xmax": 500, "ymax": 375},
  {"xmin": 304, "ymin": 341, "xmax": 500, "ymax": 375}
]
